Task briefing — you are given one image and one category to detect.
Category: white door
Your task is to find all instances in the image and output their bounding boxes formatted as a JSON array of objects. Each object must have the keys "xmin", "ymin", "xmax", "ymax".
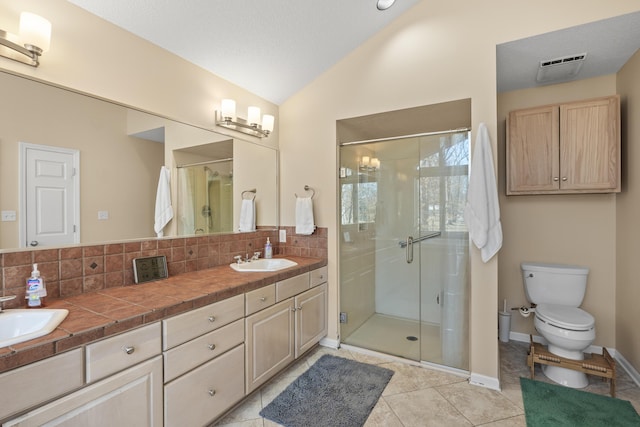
[{"xmin": 21, "ymin": 143, "xmax": 79, "ymax": 248}]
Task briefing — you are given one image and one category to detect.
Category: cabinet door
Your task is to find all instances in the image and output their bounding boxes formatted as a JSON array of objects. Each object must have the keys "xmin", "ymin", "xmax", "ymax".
[
  {"xmin": 507, "ymin": 105, "xmax": 560, "ymax": 194},
  {"xmin": 245, "ymin": 298, "xmax": 295, "ymax": 393},
  {"xmin": 164, "ymin": 344, "xmax": 245, "ymax": 427},
  {"xmin": 295, "ymin": 283, "xmax": 328, "ymax": 358},
  {"xmin": 560, "ymin": 96, "xmax": 620, "ymax": 191},
  {"xmin": 5, "ymin": 356, "xmax": 163, "ymax": 427}
]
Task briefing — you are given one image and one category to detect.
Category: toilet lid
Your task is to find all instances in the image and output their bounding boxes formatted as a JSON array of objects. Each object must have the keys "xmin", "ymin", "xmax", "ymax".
[{"xmin": 536, "ymin": 304, "xmax": 595, "ymax": 330}]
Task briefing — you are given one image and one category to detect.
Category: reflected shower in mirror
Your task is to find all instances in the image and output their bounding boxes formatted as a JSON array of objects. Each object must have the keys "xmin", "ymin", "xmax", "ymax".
[{"xmin": 177, "ymin": 161, "xmax": 234, "ymax": 235}]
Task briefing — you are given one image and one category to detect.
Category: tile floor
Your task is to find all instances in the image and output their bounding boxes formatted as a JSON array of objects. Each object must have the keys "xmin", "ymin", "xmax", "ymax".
[{"xmin": 214, "ymin": 340, "xmax": 640, "ymax": 426}]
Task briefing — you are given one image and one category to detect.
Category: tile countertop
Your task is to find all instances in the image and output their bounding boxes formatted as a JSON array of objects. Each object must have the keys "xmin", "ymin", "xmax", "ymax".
[{"xmin": 0, "ymin": 256, "xmax": 326, "ymax": 374}]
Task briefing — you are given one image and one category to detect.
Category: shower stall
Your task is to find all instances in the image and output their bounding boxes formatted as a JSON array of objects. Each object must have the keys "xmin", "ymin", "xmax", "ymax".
[
  {"xmin": 339, "ymin": 130, "xmax": 470, "ymax": 371},
  {"xmin": 177, "ymin": 160, "xmax": 233, "ymax": 235}
]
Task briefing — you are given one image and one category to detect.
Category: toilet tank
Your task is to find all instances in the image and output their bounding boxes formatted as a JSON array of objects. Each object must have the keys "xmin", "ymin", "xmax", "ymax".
[{"xmin": 521, "ymin": 262, "xmax": 589, "ymax": 306}]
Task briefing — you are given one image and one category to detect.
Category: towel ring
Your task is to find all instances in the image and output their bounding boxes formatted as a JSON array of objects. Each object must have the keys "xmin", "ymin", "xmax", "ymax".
[
  {"xmin": 242, "ymin": 189, "xmax": 256, "ymax": 200},
  {"xmin": 295, "ymin": 185, "xmax": 315, "ymax": 199}
]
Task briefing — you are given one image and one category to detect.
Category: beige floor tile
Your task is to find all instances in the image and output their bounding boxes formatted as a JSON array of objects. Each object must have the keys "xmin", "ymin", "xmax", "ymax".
[
  {"xmin": 215, "ymin": 392, "xmax": 263, "ymax": 425},
  {"xmin": 381, "ymin": 361, "xmax": 466, "ymax": 396},
  {"xmin": 437, "ymin": 381, "xmax": 523, "ymax": 425},
  {"xmin": 479, "ymin": 414, "xmax": 527, "ymax": 427},
  {"xmin": 385, "ymin": 387, "xmax": 473, "ymax": 426},
  {"xmin": 363, "ymin": 396, "xmax": 404, "ymax": 427}
]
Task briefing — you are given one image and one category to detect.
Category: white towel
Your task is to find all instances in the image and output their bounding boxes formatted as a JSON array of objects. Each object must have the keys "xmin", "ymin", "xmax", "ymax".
[
  {"xmin": 178, "ymin": 168, "xmax": 195, "ymax": 235},
  {"xmin": 295, "ymin": 197, "xmax": 315, "ymax": 235},
  {"xmin": 154, "ymin": 166, "xmax": 174, "ymax": 237},
  {"xmin": 238, "ymin": 199, "xmax": 256, "ymax": 232},
  {"xmin": 464, "ymin": 123, "xmax": 503, "ymax": 262}
]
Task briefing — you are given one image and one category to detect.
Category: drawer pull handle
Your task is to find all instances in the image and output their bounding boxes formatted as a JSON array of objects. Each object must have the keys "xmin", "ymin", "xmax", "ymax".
[
  {"xmin": 208, "ymin": 389, "xmax": 216, "ymax": 397},
  {"xmin": 208, "ymin": 316, "xmax": 216, "ymax": 322},
  {"xmin": 208, "ymin": 344, "xmax": 216, "ymax": 350},
  {"xmin": 260, "ymin": 297, "xmax": 267, "ymax": 302},
  {"xmin": 123, "ymin": 346, "xmax": 135, "ymax": 355}
]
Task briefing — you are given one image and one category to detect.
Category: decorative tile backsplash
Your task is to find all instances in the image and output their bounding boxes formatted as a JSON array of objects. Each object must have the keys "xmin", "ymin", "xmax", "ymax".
[{"xmin": 0, "ymin": 227, "xmax": 327, "ymax": 308}]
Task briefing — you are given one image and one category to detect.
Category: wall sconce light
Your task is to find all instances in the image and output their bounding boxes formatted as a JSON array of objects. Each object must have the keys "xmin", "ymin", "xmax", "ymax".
[
  {"xmin": 215, "ymin": 99, "xmax": 275, "ymax": 138},
  {"xmin": 360, "ymin": 156, "xmax": 380, "ymax": 171},
  {"xmin": 0, "ymin": 12, "xmax": 51, "ymax": 67}
]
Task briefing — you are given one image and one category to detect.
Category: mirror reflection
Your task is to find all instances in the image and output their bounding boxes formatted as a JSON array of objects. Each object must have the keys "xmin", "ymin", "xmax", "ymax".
[{"xmin": 0, "ymin": 71, "xmax": 278, "ymax": 251}]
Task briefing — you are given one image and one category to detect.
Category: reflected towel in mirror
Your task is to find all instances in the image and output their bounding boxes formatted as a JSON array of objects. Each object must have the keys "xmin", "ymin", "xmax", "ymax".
[
  {"xmin": 154, "ymin": 166, "xmax": 174, "ymax": 237},
  {"xmin": 295, "ymin": 197, "xmax": 315, "ymax": 235},
  {"xmin": 239, "ymin": 199, "xmax": 256, "ymax": 232}
]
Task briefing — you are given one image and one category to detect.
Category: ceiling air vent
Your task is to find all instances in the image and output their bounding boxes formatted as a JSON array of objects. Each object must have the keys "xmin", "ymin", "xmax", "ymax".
[{"xmin": 536, "ymin": 53, "xmax": 587, "ymax": 83}]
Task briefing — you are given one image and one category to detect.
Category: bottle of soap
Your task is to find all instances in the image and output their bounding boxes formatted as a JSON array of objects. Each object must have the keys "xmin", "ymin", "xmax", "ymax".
[
  {"xmin": 25, "ymin": 263, "xmax": 46, "ymax": 308},
  {"xmin": 265, "ymin": 237, "xmax": 273, "ymax": 259}
]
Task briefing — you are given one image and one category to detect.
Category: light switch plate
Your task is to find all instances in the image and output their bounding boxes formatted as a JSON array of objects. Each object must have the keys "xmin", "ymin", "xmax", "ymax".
[
  {"xmin": 279, "ymin": 229, "xmax": 287, "ymax": 242},
  {"xmin": 97, "ymin": 211, "xmax": 109, "ymax": 220},
  {"xmin": 1, "ymin": 210, "xmax": 16, "ymax": 221}
]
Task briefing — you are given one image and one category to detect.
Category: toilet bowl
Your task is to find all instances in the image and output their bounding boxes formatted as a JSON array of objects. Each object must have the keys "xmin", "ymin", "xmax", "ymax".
[{"xmin": 521, "ymin": 262, "xmax": 595, "ymax": 388}]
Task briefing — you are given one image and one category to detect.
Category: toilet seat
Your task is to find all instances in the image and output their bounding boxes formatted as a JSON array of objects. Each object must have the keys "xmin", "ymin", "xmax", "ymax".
[{"xmin": 536, "ymin": 304, "xmax": 594, "ymax": 331}]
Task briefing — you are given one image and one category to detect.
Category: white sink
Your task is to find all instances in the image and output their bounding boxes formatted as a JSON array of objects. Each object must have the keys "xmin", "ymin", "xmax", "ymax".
[
  {"xmin": 230, "ymin": 258, "xmax": 298, "ymax": 272},
  {"xmin": 0, "ymin": 309, "xmax": 69, "ymax": 348}
]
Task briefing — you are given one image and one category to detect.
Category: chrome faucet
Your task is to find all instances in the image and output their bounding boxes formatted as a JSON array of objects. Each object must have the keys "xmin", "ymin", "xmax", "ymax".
[
  {"xmin": 0, "ymin": 295, "xmax": 17, "ymax": 313},
  {"xmin": 233, "ymin": 255, "xmax": 244, "ymax": 264},
  {"xmin": 252, "ymin": 251, "xmax": 261, "ymax": 261}
]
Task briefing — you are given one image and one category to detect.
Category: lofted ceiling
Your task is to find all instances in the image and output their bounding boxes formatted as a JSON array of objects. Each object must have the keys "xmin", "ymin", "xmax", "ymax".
[{"xmin": 66, "ymin": 2, "xmax": 640, "ymax": 104}]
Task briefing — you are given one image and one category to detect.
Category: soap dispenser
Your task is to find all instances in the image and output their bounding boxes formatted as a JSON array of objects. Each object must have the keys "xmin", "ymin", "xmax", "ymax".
[
  {"xmin": 265, "ymin": 237, "xmax": 273, "ymax": 259},
  {"xmin": 25, "ymin": 263, "xmax": 46, "ymax": 308}
]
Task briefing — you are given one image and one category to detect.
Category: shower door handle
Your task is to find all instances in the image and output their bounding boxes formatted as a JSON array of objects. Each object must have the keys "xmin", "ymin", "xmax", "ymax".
[{"xmin": 405, "ymin": 236, "xmax": 414, "ymax": 263}]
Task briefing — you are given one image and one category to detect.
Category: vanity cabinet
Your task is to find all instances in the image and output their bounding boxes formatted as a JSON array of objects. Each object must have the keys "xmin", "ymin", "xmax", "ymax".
[
  {"xmin": 0, "ymin": 349, "xmax": 84, "ymax": 422},
  {"xmin": 4, "ymin": 325, "xmax": 163, "ymax": 427},
  {"xmin": 507, "ymin": 95, "xmax": 620, "ymax": 195},
  {"xmin": 245, "ymin": 269, "xmax": 328, "ymax": 393},
  {"xmin": 162, "ymin": 293, "xmax": 245, "ymax": 427}
]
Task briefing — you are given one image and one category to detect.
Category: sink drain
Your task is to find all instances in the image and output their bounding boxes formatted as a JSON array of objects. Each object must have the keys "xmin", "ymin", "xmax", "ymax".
[{"xmin": 406, "ymin": 336, "xmax": 418, "ymax": 341}]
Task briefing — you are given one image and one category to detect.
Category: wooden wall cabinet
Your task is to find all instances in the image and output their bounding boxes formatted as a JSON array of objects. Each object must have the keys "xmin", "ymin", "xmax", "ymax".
[{"xmin": 507, "ymin": 95, "xmax": 620, "ymax": 195}]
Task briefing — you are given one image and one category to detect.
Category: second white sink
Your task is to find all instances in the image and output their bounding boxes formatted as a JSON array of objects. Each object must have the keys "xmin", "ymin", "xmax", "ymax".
[
  {"xmin": 230, "ymin": 258, "xmax": 298, "ymax": 272},
  {"xmin": 0, "ymin": 309, "xmax": 69, "ymax": 349}
]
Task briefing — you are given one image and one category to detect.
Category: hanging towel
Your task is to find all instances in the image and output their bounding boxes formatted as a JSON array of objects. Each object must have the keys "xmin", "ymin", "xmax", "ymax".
[
  {"xmin": 154, "ymin": 166, "xmax": 174, "ymax": 237},
  {"xmin": 177, "ymin": 168, "xmax": 195, "ymax": 235},
  {"xmin": 295, "ymin": 197, "xmax": 315, "ymax": 235},
  {"xmin": 464, "ymin": 123, "xmax": 503, "ymax": 262},
  {"xmin": 238, "ymin": 199, "xmax": 256, "ymax": 232}
]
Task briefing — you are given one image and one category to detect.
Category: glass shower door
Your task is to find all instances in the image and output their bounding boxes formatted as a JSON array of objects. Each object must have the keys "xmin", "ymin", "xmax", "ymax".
[{"xmin": 339, "ymin": 130, "xmax": 469, "ymax": 370}]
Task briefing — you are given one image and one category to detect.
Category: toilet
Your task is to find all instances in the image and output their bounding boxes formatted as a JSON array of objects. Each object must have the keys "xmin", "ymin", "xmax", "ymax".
[{"xmin": 521, "ymin": 262, "xmax": 596, "ymax": 388}]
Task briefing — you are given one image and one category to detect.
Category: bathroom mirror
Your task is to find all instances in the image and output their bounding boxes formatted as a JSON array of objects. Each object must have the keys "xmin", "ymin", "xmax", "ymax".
[{"xmin": 0, "ymin": 70, "xmax": 279, "ymax": 250}]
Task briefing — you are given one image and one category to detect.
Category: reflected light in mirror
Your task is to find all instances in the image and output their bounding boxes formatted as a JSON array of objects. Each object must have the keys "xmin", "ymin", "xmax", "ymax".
[
  {"xmin": 247, "ymin": 106, "xmax": 261, "ymax": 126},
  {"xmin": 221, "ymin": 99, "xmax": 236, "ymax": 120}
]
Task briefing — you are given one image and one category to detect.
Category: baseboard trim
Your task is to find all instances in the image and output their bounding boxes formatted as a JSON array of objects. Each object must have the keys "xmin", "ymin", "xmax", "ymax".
[
  {"xmin": 508, "ymin": 331, "xmax": 640, "ymax": 387},
  {"xmin": 319, "ymin": 337, "xmax": 340, "ymax": 349},
  {"xmin": 469, "ymin": 373, "xmax": 501, "ymax": 391}
]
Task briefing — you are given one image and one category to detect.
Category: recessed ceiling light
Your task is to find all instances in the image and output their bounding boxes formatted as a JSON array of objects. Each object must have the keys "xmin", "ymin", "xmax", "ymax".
[{"xmin": 377, "ymin": 0, "xmax": 396, "ymax": 10}]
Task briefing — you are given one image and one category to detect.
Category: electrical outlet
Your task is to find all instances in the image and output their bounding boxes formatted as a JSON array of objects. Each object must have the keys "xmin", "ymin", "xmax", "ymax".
[
  {"xmin": 279, "ymin": 229, "xmax": 287, "ymax": 242},
  {"xmin": 1, "ymin": 210, "xmax": 16, "ymax": 221}
]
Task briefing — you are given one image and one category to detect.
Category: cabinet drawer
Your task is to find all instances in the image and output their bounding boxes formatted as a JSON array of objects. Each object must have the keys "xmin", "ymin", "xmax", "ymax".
[
  {"xmin": 86, "ymin": 322, "xmax": 161, "ymax": 383},
  {"xmin": 310, "ymin": 266, "xmax": 328, "ymax": 287},
  {"xmin": 163, "ymin": 319, "xmax": 244, "ymax": 383},
  {"xmin": 276, "ymin": 272, "xmax": 309, "ymax": 302},
  {"xmin": 164, "ymin": 344, "xmax": 245, "ymax": 427},
  {"xmin": 0, "ymin": 349, "xmax": 83, "ymax": 421},
  {"xmin": 163, "ymin": 293, "xmax": 244, "ymax": 350},
  {"xmin": 245, "ymin": 284, "xmax": 276, "ymax": 315}
]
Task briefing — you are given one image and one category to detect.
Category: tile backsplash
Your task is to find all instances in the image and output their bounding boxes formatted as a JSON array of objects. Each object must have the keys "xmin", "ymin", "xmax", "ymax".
[{"xmin": 0, "ymin": 227, "xmax": 327, "ymax": 308}]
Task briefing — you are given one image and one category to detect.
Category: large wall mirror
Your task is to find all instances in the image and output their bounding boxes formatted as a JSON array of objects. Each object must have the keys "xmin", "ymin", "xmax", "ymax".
[{"xmin": 0, "ymin": 70, "xmax": 279, "ymax": 251}]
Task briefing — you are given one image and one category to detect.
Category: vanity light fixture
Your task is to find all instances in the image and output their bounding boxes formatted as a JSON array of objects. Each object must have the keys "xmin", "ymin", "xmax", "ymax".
[
  {"xmin": 376, "ymin": 0, "xmax": 396, "ymax": 10},
  {"xmin": 0, "ymin": 12, "xmax": 51, "ymax": 67},
  {"xmin": 360, "ymin": 156, "xmax": 380, "ymax": 171},
  {"xmin": 216, "ymin": 98, "xmax": 275, "ymax": 138}
]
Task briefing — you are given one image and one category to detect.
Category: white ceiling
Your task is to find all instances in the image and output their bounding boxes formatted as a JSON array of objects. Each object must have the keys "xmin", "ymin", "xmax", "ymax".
[
  {"xmin": 66, "ymin": 2, "xmax": 640, "ymax": 104},
  {"xmin": 67, "ymin": 0, "xmax": 421, "ymax": 105},
  {"xmin": 497, "ymin": 11, "xmax": 640, "ymax": 93}
]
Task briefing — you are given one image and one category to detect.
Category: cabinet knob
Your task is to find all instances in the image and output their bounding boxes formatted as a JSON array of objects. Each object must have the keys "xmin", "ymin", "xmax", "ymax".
[
  {"xmin": 208, "ymin": 316, "xmax": 216, "ymax": 323},
  {"xmin": 553, "ymin": 177, "xmax": 559, "ymax": 181},
  {"xmin": 123, "ymin": 346, "xmax": 135, "ymax": 355},
  {"xmin": 208, "ymin": 389, "xmax": 216, "ymax": 397},
  {"xmin": 208, "ymin": 344, "xmax": 216, "ymax": 350},
  {"xmin": 260, "ymin": 297, "xmax": 266, "ymax": 302},
  {"xmin": 296, "ymin": 306, "xmax": 302, "ymax": 311},
  {"xmin": 562, "ymin": 177, "xmax": 568, "ymax": 181},
  {"xmin": 291, "ymin": 308, "xmax": 297, "ymax": 312}
]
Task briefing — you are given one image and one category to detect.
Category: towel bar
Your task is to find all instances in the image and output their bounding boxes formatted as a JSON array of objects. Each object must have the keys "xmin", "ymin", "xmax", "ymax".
[
  {"xmin": 295, "ymin": 185, "xmax": 315, "ymax": 199},
  {"xmin": 242, "ymin": 189, "xmax": 256, "ymax": 200}
]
